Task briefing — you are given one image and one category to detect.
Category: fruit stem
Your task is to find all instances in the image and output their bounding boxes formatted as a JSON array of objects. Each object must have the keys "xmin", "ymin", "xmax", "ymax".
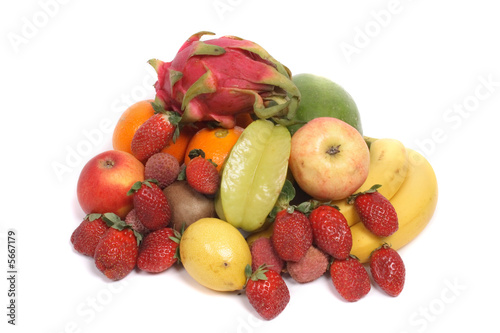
[{"xmin": 326, "ymin": 145, "xmax": 341, "ymax": 156}]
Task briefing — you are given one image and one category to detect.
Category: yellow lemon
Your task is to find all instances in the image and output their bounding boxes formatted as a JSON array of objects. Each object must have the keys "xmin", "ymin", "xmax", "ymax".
[{"xmin": 179, "ymin": 218, "xmax": 252, "ymax": 291}]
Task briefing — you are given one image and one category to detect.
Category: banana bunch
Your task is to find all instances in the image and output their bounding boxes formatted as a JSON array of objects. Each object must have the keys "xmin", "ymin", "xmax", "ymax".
[
  {"xmin": 246, "ymin": 137, "xmax": 438, "ymax": 264},
  {"xmin": 349, "ymin": 138, "xmax": 438, "ymax": 263}
]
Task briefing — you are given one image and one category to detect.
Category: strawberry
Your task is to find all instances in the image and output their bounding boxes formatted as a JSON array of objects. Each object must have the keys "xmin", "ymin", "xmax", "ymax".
[
  {"xmin": 127, "ymin": 179, "xmax": 171, "ymax": 231},
  {"xmin": 308, "ymin": 205, "xmax": 352, "ymax": 260},
  {"xmin": 93, "ymin": 213, "xmax": 141, "ymax": 281},
  {"xmin": 348, "ymin": 184, "xmax": 399, "ymax": 237},
  {"xmin": 131, "ymin": 110, "xmax": 181, "ymax": 163},
  {"xmin": 184, "ymin": 149, "xmax": 220, "ymax": 195},
  {"xmin": 369, "ymin": 244, "xmax": 405, "ymax": 296},
  {"xmin": 245, "ymin": 264, "xmax": 290, "ymax": 320},
  {"xmin": 330, "ymin": 255, "xmax": 371, "ymax": 302},
  {"xmin": 71, "ymin": 213, "xmax": 109, "ymax": 257},
  {"xmin": 271, "ymin": 209, "xmax": 313, "ymax": 262},
  {"xmin": 137, "ymin": 227, "xmax": 180, "ymax": 273}
]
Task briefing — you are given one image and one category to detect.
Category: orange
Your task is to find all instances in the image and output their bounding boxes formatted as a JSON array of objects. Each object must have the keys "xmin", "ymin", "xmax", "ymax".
[
  {"xmin": 112, "ymin": 100, "xmax": 155, "ymax": 154},
  {"xmin": 184, "ymin": 126, "xmax": 244, "ymax": 172},
  {"xmin": 112, "ymin": 99, "xmax": 195, "ymax": 164},
  {"xmin": 161, "ymin": 126, "xmax": 196, "ymax": 164}
]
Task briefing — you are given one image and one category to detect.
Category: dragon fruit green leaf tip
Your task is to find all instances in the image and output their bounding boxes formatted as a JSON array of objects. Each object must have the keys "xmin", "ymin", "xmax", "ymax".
[{"xmin": 148, "ymin": 31, "xmax": 301, "ymax": 128}]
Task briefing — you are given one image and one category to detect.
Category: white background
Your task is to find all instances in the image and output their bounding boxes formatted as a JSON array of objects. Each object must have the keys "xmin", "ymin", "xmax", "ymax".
[{"xmin": 1, "ymin": 0, "xmax": 499, "ymax": 332}]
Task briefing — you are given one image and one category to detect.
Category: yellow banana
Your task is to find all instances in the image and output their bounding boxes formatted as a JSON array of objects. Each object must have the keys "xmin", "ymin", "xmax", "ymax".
[
  {"xmin": 333, "ymin": 138, "xmax": 410, "ymax": 226},
  {"xmin": 350, "ymin": 148, "xmax": 438, "ymax": 263}
]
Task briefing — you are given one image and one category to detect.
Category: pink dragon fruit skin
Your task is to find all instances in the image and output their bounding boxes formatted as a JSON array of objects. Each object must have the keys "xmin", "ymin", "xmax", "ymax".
[{"xmin": 149, "ymin": 31, "xmax": 300, "ymax": 128}]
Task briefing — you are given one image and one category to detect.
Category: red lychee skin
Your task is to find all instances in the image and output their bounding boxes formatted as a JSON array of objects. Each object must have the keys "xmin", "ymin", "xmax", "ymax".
[
  {"xmin": 250, "ymin": 237, "xmax": 284, "ymax": 274},
  {"xmin": 144, "ymin": 152, "xmax": 180, "ymax": 189},
  {"xmin": 124, "ymin": 209, "xmax": 150, "ymax": 235},
  {"xmin": 287, "ymin": 246, "xmax": 329, "ymax": 283}
]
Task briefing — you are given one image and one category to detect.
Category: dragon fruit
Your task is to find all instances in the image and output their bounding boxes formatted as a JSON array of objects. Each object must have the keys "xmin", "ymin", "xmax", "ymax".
[{"xmin": 148, "ymin": 31, "xmax": 300, "ymax": 128}]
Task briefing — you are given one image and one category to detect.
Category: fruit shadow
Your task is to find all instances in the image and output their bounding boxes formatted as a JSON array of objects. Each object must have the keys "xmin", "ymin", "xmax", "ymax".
[{"xmin": 140, "ymin": 264, "xmax": 247, "ymax": 299}]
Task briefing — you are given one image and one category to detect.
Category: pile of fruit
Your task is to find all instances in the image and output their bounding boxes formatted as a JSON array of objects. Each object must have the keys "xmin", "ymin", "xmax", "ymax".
[{"xmin": 71, "ymin": 31, "xmax": 438, "ymax": 320}]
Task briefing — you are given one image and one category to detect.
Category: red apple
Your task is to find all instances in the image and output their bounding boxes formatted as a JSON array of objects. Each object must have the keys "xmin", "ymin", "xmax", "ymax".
[
  {"xmin": 289, "ymin": 117, "xmax": 370, "ymax": 201},
  {"xmin": 77, "ymin": 150, "xmax": 144, "ymax": 219}
]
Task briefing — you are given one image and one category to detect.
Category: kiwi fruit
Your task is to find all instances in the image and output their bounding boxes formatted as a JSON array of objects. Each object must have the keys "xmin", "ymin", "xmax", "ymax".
[{"xmin": 163, "ymin": 180, "xmax": 217, "ymax": 232}]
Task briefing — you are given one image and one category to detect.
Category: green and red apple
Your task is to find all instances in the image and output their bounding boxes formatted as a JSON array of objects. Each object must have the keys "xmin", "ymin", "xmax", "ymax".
[
  {"xmin": 289, "ymin": 117, "xmax": 369, "ymax": 201},
  {"xmin": 77, "ymin": 150, "xmax": 144, "ymax": 219}
]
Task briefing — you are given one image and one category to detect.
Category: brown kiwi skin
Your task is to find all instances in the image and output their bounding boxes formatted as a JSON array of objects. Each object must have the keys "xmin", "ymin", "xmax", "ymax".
[{"xmin": 163, "ymin": 180, "xmax": 217, "ymax": 232}]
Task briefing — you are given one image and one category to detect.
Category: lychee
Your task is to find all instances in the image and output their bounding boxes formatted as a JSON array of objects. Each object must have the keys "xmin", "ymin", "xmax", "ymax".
[
  {"xmin": 287, "ymin": 246, "xmax": 329, "ymax": 283},
  {"xmin": 250, "ymin": 237, "xmax": 284, "ymax": 274},
  {"xmin": 125, "ymin": 209, "xmax": 150, "ymax": 235},
  {"xmin": 144, "ymin": 152, "xmax": 180, "ymax": 189}
]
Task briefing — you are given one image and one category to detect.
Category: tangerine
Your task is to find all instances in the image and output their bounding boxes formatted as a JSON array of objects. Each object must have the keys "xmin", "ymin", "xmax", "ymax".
[
  {"xmin": 112, "ymin": 100, "xmax": 155, "ymax": 155},
  {"xmin": 161, "ymin": 126, "xmax": 196, "ymax": 164},
  {"xmin": 112, "ymin": 99, "xmax": 196, "ymax": 164},
  {"xmin": 184, "ymin": 126, "xmax": 244, "ymax": 172}
]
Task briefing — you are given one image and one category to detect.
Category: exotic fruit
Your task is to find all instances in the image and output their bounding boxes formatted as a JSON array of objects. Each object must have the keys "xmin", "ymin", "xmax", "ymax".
[{"xmin": 149, "ymin": 31, "xmax": 300, "ymax": 128}]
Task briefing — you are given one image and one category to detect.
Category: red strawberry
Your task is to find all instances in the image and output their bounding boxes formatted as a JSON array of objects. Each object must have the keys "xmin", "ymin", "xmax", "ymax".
[
  {"xmin": 348, "ymin": 184, "xmax": 399, "ymax": 237},
  {"xmin": 271, "ymin": 209, "xmax": 313, "ymax": 262},
  {"xmin": 137, "ymin": 227, "xmax": 180, "ymax": 273},
  {"xmin": 308, "ymin": 205, "xmax": 352, "ymax": 260},
  {"xmin": 131, "ymin": 111, "xmax": 181, "ymax": 163},
  {"xmin": 245, "ymin": 264, "xmax": 290, "ymax": 320},
  {"xmin": 330, "ymin": 255, "xmax": 371, "ymax": 302},
  {"xmin": 71, "ymin": 213, "xmax": 109, "ymax": 257},
  {"xmin": 94, "ymin": 214, "xmax": 141, "ymax": 281},
  {"xmin": 370, "ymin": 244, "xmax": 405, "ymax": 296},
  {"xmin": 127, "ymin": 179, "xmax": 171, "ymax": 231},
  {"xmin": 184, "ymin": 149, "xmax": 220, "ymax": 195}
]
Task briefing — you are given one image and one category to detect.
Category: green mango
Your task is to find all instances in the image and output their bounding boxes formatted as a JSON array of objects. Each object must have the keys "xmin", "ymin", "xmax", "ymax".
[{"xmin": 287, "ymin": 73, "xmax": 363, "ymax": 135}]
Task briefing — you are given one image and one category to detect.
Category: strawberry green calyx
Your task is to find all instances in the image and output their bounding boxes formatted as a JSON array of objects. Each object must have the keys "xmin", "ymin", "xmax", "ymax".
[
  {"xmin": 347, "ymin": 184, "xmax": 382, "ymax": 204},
  {"xmin": 101, "ymin": 213, "xmax": 143, "ymax": 245},
  {"xmin": 169, "ymin": 227, "xmax": 183, "ymax": 263},
  {"xmin": 150, "ymin": 101, "xmax": 183, "ymax": 143},
  {"xmin": 188, "ymin": 149, "xmax": 206, "ymax": 160},
  {"xmin": 85, "ymin": 213, "xmax": 103, "ymax": 222},
  {"xmin": 294, "ymin": 200, "xmax": 333, "ymax": 215},
  {"xmin": 127, "ymin": 179, "xmax": 160, "ymax": 196},
  {"xmin": 369, "ymin": 242, "xmax": 393, "ymax": 258},
  {"xmin": 150, "ymin": 31, "xmax": 301, "ymax": 128},
  {"xmin": 245, "ymin": 264, "xmax": 270, "ymax": 287},
  {"xmin": 187, "ymin": 149, "xmax": 218, "ymax": 167},
  {"xmin": 268, "ymin": 181, "xmax": 339, "ymax": 220},
  {"xmin": 267, "ymin": 180, "xmax": 295, "ymax": 220}
]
